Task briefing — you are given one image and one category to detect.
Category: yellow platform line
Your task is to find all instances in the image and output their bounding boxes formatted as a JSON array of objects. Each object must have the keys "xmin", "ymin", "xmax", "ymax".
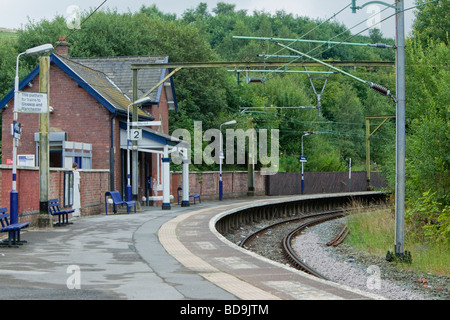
[{"xmin": 158, "ymin": 205, "xmax": 281, "ymax": 300}]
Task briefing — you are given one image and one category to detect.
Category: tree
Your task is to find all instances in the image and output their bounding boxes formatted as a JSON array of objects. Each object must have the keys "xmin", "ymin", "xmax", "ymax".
[
  {"xmin": 212, "ymin": 2, "xmax": 236, "ymax": 15},
  {"xmin": 181, "ymin": 2, "xmax": 210, "ymax": 24},
  {"xmin": 369, "ymin": 28, "xmax": 383, "ymax": 43},
  {"xmin": 413, "ymin": 0, "xmax": 449, "ymax": 46},
  {"xmin": 2, "ymin": 3, "xmax": 400, "ymax": 175},
  {"xmin": 387, "ymin": 3, "xmax": 450, "ymax": 241},
  {"xmin": 404, "ymin": 37, "xmax": 449, "ymax": 205},
  {"xmin": 139, "ymin": 4, "xmax": 177, "ymax": 21},
  {"xmin": 0, "ymin": 38, "xmax": 19, "ymax": 98}
]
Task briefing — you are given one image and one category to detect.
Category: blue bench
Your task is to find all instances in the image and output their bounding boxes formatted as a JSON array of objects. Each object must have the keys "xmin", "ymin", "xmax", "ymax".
[
  {"xmin": 49, "ymin": 199, "xmax": 74, "ymax": 226},
  {"xmin": 105, "ymin": 191, "xmax": 136, "ymax": 214},
  {"xmin": 0, "ymin": 207, "xmax": 29, "ymax": 247},
  {"xmin": 177, "ymin": 187, "xmax": 201, "ymax": 205}
]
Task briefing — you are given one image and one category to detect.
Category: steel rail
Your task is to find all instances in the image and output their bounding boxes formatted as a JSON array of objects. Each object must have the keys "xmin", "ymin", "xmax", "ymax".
[
  {"xmin": 326, "ymin": 225, "xmax": 350, "ymax": 247},
  {"xmin": 282, "ymin": 211, "xmax": 346, "ymax": 280},
  {"xmin": 239, "ymin": 209, "xmax": 350, "ymax": 280}
]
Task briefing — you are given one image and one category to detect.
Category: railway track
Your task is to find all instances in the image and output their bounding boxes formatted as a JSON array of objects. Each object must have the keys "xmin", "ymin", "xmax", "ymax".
[
  {"xmin": 326, "ymin": 225, "xmax": 350, "ymax": 247},
  {"xmin": 239, "ymin": 209, "xmax": 349, "ymax": 280}
]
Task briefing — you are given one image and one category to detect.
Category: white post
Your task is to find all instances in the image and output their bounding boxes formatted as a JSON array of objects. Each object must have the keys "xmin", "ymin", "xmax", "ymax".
[
  {"xmin": 162, "ymin": 145, "xmax": 171, "ymax": 210},
  {"xmin": 73, "ymin": 165, "xmax": 81, "ymax": 217},
  {"xmin": 219, "ymin": 125, "xmax": 223, "ymax": 200},
  {"xmin": 10, "ymin": 52, "xmax": 25, "ymax": 225},
  {"xmin": 348, "ymin": 158, "xmax": 352, "ymax": 192},
  {"xmin": 126, "ymin": 105, "xmax": 132, "ymax": 201},
  {"xmin": 181, "ymin": 148, "xmax": 190, "ymax": 207}
]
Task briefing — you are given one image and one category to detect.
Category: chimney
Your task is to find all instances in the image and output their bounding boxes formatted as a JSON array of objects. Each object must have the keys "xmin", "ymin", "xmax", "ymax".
[{"xmin": 55, "ymin": 36, "xmax": 70, "ymax": 58}]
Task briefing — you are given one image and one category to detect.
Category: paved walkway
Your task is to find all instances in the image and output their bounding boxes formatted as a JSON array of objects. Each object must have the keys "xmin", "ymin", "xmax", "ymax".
[
  {"xmin": 0, "ymin": 195, "xmax": 383, "ymax": 300},
  {"xmin": 0, "ymin": 201, "xmax": 237, "ymax": 300}
]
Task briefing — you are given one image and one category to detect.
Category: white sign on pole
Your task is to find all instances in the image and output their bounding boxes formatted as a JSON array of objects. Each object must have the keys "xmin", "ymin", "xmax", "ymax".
[
  {"xmin": 130, "ymin": 121, "xmax": 162, "ymax": 127},
  {"xmin": 17, "ymin": 92, "xmax": 48, "ymax": 113}
]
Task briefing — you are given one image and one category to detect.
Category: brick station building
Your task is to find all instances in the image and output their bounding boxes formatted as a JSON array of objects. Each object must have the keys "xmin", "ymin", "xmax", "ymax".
[{"xmin": 0, "ymin": 39, "xmax": 185, "ymax": 218}]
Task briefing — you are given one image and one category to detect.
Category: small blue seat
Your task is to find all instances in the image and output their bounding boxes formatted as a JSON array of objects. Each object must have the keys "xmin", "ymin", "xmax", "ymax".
[
  {"xmin": 177, "ymin": 187, "xmax": 201, "ymax": 205},
  {"xmin": 105, "ymin": 191, "xmax": 136, "ymax": 214},
  {"xmin": 0, "ymin": 207, "xmax": 29, "ymax": 247},
  {"xmin": 49, "ymin": 198, "xmax": 74, "ymax": 226}
]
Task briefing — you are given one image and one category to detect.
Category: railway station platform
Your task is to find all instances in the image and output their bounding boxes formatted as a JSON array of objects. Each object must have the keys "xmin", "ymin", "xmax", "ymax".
[{"xmin": 0, "ymin": 194, "xmax": 386, "ymax": 302}]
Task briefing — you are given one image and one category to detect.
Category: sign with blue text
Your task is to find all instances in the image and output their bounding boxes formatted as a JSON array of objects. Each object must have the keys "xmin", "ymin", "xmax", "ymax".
[
  {"xmin": 12, "ymin": 121, "xmax": 21, "ymax": 139},
  {"xmin": 299, "ymin": 156, "xmax": 307, "ymax": 163}
]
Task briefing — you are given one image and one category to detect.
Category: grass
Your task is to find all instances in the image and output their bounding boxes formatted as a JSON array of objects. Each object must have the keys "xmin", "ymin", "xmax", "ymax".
[
  {"xmin": 0, "ymin": 29, "xmax": 18, "ymax": 41},
  {"xmin": 345, "ymin": 208, "xmax": 450, "ymax": 276}
]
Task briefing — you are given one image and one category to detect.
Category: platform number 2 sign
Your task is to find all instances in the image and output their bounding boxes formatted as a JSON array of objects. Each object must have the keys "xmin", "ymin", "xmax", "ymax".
[{"xmin": 131, "ymin": 129, "xmax": 142, "ymax": 141}]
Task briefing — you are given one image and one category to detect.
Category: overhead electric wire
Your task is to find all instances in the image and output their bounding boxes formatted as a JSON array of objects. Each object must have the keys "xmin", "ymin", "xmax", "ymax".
[
  {"xmin": 307, "ymin": 7, "xmax": 392, "ymax": 59},
  {"xmin": 309, "ymin": 3, "xmax": 399, "ymax": 59},
  {"xmin": 264, "ymin": 0, "xmax": 442, "ymax": 80},
  {"xmin": 235, "ymin": 1, "xmax": 440, "ymax": 117},
  {"xmin": 279, "ymin": 3, "xmax": 392, "ymax": 68},
  {"xmin": 231, "ymin": 3, "xmax": 351, "ymax": 84},
  {"xmin": 268, "ymin": 3, "xmax": 352, "ymax": 59},
  {"xmin": 259, "ymin": 3, "xmax": 354, "ymax": 82},
  {"xmin": 308, "ymin": 0, "xmax": 439, "ymax": 61},
  {"xmin": 299, "ymin": 0, "xmax": 439, "ymax": 63},
  {"xmin": 262, "ymin": 2, "xmax": 430, "ymax": 99}
]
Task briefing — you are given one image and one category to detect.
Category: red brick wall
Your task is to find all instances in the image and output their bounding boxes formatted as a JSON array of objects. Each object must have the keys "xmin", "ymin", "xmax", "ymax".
[
  {"xmin": 142, "ymin": 84, "xmax": 170, "ymax": 135},
  {"xmin": 0, "ymin": 167, "xmax": 109, "ymax": 223},
  {"xmin": 1, "ymin": 63, "xmax": 112, "ymax": 170},
  {"xmin": 0, "ymin": 60, "xmax": 136, "ymax": 198},
  {"xmin": 170, "ymin": 171, "xmax": 266, "ymax": 202},
  {"xmin": 0, "ymin": 168, "xmax": 40, "ymax": 216},
  {"xmin": 111, "ymin": 119, "xmax": 121, "ymax": 192},
  {"xmin": 1, "ymin": 59, "xmax": 174, "ymax": 210},
  {"xmin": 79, "ymin": 169, "xmax": 110, "ymax": 215}
]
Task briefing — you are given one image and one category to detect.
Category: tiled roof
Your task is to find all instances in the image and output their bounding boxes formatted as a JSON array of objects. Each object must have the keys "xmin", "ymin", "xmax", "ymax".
[
  {"xmin": 55, "ymin": 54, "xmax": 153, "ymax": 119},
  {"xmin": 1, "ymin": 54, "xmax": 174, "ymax": 119},
  {"xmin": 71, "ymin": 56, "xmax": 169, "ymax": 102}
]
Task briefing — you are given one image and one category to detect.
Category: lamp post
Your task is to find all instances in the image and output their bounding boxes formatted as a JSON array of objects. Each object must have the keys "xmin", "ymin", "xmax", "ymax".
[
  {"xmin": 301, "ymin": 131, "xmax": 314, "ymax": 195},
  {"xmin": 219, "ymin": 120, "xmax": 236, "ymax": 200},
  {"xmin": 126, "ymin": 96, "xmax": 151, "ymax": 201},
  {"xmin": 11, "ymin": 43, "xmax": 53, "ymax": 225},
  {"xmin": 351, "ymin": 0, "xmax": 407, "ymax": 259}
]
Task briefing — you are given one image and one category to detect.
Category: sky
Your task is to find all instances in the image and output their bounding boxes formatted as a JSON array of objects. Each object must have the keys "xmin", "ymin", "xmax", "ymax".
[{"xmin": 1, "ymin": 0, "xmax": 417, "ymax": 38}]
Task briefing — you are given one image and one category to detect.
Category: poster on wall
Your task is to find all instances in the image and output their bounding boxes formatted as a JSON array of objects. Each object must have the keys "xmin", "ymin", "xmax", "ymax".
[{"xmin": 18, "ymin": 155, "xmax": 35, "ymax": 167}]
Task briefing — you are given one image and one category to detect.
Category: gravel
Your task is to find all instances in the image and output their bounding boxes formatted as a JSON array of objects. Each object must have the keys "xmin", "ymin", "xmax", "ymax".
[{"xmin": 224, "ymin": 216, "xmax": 449, "ymax": 300}]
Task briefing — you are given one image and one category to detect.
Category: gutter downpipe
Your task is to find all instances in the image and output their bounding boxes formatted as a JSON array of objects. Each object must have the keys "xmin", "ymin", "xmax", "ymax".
[{"xmin": 110, "ymin": 112, "xmax": 117, "ymax": 192}]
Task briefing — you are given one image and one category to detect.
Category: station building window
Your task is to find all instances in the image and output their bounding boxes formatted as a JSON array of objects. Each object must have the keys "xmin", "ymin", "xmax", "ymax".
[{"xmin": 34, "ymin": 132, "xmax": 92, "ymax": 169}]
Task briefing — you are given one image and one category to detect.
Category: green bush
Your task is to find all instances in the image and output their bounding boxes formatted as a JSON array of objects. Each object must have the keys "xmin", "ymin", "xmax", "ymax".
[{"xmin": 406, "ymin": 190, "xmax": 450, "ymax": 243}]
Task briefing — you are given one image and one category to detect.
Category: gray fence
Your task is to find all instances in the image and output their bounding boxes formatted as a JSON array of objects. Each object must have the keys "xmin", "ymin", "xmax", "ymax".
[{"xmin": 265, "ymin": 172, "xmax": 388, "ymax": 196}]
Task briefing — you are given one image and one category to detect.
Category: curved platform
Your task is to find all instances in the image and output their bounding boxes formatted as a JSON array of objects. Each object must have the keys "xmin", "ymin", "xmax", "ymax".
[
  {"xmin": 0, "ymin": 193, "xmax": 387, "ymax": 301},
  {"xmin": 160, "ymin": 194, "xmax": 386, "ymax": 300}
]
